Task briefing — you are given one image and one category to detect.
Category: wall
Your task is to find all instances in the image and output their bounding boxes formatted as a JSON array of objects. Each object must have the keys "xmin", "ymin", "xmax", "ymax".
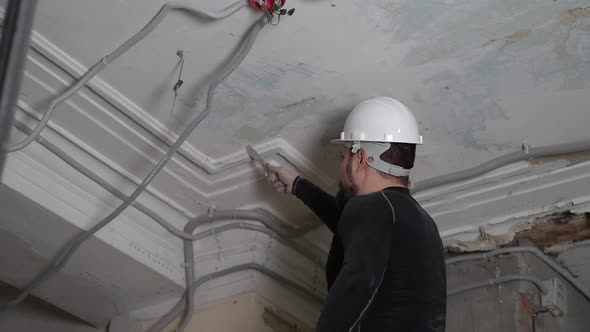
[
  {"xmin": 0, "ymin": 184, "xmax": 185, "ymax": 327},
  {"xmin": 142, "ymin": 292, "xmax": 313, "ymax": 332},
  {"xmin": 447, "ymin": 248, "xmax": 590, "ymax": 332},
  {"xmin": 0, "ymin": 282, "xmax": 105, "ymax": 332}
]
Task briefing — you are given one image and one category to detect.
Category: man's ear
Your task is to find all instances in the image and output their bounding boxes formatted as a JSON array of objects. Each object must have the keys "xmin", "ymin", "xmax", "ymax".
[{"xmin": 357, "ymin": 148, "xmax": 371, "ymax": 169}]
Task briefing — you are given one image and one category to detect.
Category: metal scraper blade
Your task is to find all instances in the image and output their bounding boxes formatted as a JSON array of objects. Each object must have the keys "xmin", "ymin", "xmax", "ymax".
[{"xmin": 246, "ymin": 145, "xmax": 278, "ymax": 182}]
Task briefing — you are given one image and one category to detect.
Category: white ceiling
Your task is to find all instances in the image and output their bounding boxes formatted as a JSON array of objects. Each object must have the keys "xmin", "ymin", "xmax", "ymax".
[{"xmin": 1, "ymin": 0, "xmax": 590, "ymax": 327}]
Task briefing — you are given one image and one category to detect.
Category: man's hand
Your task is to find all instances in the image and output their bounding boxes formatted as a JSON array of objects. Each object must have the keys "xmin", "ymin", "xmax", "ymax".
[{"xmin": 266, "ymin": 164, "xmax": 299, "ymax": 194}]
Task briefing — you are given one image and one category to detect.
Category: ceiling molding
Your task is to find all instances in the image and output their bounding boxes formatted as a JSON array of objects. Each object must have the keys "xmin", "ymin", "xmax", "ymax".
[
  {"xmin": 429, "ymin": 160, "xmax": 590, "ymax": 241},
  {"xmin": 14, "ymin": 32, "xmax": 334, "ymax": 222},
  {"xmin": 21, "ymin": 21, "xmax": 334, "ymax": 187}
]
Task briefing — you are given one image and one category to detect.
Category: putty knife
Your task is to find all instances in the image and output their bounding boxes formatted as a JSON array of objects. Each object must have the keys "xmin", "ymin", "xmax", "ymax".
[{"xmin": 246, "ymin": 145, "xmax": 279, "ymax": 183}]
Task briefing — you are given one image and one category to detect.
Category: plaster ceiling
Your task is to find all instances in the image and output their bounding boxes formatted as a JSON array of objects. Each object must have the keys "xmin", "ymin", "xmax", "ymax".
[{"xmin": 1, "ymin": 0, "xmax": 590, "ymax": 327}]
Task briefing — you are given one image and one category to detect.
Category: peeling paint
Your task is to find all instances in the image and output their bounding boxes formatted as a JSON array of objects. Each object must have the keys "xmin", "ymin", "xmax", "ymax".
[
  {"xmin": 555, "ymin": 6, "xmax": 590, "ymax": 62},
  {"xmin": 416, "ymin": 70, "xmax": 511, "ymax": 151},
  {"xmin": 529, "ymin": 151, "xmax": 590, "ymax": 167},
  {"xmin": 445, "ymin": 230, "xmax": 516, "ymax": 253},
  {"xmin": 482, "ymin": 29, "xmax": 531, "ymax": 49},
  {"xmin": 545, "ymin": 238, "xmax": 590, "ymax": 255},
  {"xmin": 444, "ymin": 211, "xmax": 590, "ymax": 253},
  {"xmin": 515, "ymin": 211, "xmax": 590, "ymax": 247},
  {"xmin": 279, "ymin": 97, "xmax": 318, "ymax": 111},
  {"xmin": 232, "ymin": 62, "xmax": 316, "ymax": 92},
  {"xmin": 231, "ymin": 97, "xmax": 321, "ymax": 143},
  {"xmin": 233, "ymin": 125, "xmax": 267, "ymax": 142},
  {"xmin": 559, "ymin": 7, "xmax": 590, "ymax": 26},
  {"xmin": 444, "ymin": 222, "xmax": 534, "ymax": 253}
]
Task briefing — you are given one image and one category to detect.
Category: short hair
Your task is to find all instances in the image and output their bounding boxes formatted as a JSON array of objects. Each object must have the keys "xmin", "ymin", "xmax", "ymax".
[{"xmin": 377, "ymin": 143, "xmax": 416, "ymax": 184}]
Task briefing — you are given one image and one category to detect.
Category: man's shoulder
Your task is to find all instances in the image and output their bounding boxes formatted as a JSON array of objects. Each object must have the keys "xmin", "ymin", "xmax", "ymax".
[
  {"xmin": 341, "ymin": 191, "xmax": 395, "ymax": 223},
  {"xmin": 344, "ymin": 191, "xmax": 387, "ymax": 209},
  {"xmin": 337, "ymin": 192, "xmax": 396, "ymax": 241}
]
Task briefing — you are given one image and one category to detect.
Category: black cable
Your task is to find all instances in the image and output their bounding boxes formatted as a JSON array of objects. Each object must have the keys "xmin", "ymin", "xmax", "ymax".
[
  {"xmin": 532, "ymin": 309, "xmax": 550, "ymax": 332},
  {"xmin": 532, "ymin": 292, "xmax": 551, "ymax": 332},
  {"xmin": 169, "ymin": 50, "xmax": 185, "ymax": 127}
]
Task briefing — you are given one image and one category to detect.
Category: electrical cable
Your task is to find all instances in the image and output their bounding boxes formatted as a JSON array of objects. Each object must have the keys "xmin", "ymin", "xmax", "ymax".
[
  {"xmin": 15, "ymin": 119, "xmax": 325, "ymax": 266},
  {"xmin": 532, "ymin": 308, "xmax": 551, "ymax": 332},
  {"xmin": 446, "ymin": 246, "xmax": 590, "ymax": 303},
  {"xmin": 1, "ymin": 7, "xmax": 264, "ymax": 313},
  {"xmin": 7, "ymin": 0, "xmax": 248, "ymax": 152},
  {"xmin": 411, "ymin": 140, "xmax": 590, "ymax": 194},
  {"xmin": 0, "ymin": 0, "xmax": 38, "ymax": 176},
  {"xmin": 447, "ymin": 274, "xmax": 547, "ymax": 297},
  {"xmin": 177, "ymin": 17, "xmax": 267, "ymax": 332},
  {"xmin": 168, "ymin": 50, "xmax": 185, "ymax": 128},
  {"xmin": 6, "ymin": 0, "xmax": 590, "ymax": 328}
]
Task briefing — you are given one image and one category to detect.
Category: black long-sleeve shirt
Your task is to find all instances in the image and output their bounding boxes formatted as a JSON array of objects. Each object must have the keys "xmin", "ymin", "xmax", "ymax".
[{"xmin": 293, "ymin": 177, "xmax": 446, "ymax": 332}]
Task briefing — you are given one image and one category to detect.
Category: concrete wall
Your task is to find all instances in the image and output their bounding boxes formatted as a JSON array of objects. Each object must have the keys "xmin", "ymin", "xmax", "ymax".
[
  {"xmin": 142, "ymin": 292, "xmax": 313, "ymax": 332},
  {"xmin": 0, "ymin": 282, "xmax": 105, "ymax": 332},
  {"xmin": 0, "ymin": 184, "xmax": 185, "ymax": 327},
  {"xmin": 4, "ymin": 249, "xmax": 590, "ymax": 332},
  {"xmin": 447, "ymin": 250, "xmax": 590, "ymax": 332}
]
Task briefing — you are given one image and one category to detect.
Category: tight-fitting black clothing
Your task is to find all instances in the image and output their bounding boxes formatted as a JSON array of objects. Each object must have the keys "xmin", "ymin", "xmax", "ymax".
[{"xmin": 293, "ymin": 177, "xmax": 446, "ymax": 332}]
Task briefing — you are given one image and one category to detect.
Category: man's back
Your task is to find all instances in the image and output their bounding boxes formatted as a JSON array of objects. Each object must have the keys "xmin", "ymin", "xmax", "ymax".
[
  {"xmin": 292, "ymin": 178, "xmax": 446, "ymax": 331},
  {"xmin": 360, "ymin": 187, "xmax": 446, "ymax": 331}
]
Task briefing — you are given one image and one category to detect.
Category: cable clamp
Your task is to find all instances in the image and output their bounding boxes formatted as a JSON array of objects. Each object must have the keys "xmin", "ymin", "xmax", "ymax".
[{"xmin": 101, "ymin": 55, "xmax": 110, "ymax": 66}]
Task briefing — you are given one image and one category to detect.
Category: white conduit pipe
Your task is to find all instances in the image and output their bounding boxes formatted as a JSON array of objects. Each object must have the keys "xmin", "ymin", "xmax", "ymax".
[
  {"xmin": 8, "ymin": 0, "xmax": 590, "ymax": 246},
  {"xmin": 187, "ymin": 208, "xmax": 320, "ymax": 240},
  {"xmin": 8, "ymin": 0, "xmax": 248, "ymax": 152},
  {"xmin": 9, "ymin": 0, "xmax": 588, "ymax": 189},
  {"xmin": 411, "ymin": 140, "xmax": 590, "ymax": 194},
  {"xmin": 177, "ymin": 205, "xmax": 325, "ymax": 331},
  {"xmin": 448, "ymin": 275, "xmax": 547, "ymax": 297},
  {"xmin": 6, "ymin": 0, "xmax": 589, "ymax": 326},
  {"xmin": 18, "ymin": 121, "xmax": 575, "ymax": 326},
  {"xmin": 1, "ymin": 10, "xmax": 265, "ymax": 312},
  {"xmin": 14, "ymin": 120, "xmax": 319, "ymax": 242},
  {"xmin": 172, "ymin": 139, "xmax": 590, "ymax": 241},
  {"xmin": 13, "ymin": 120, "xmax": 324, "ymax": 267},
  {"xmin": 12, "ymin": 122, "xmax": 325, "ymax": 330},
  {"xmin": 446, "ymin": 246, "xmax": 590, "ymax": 303}
]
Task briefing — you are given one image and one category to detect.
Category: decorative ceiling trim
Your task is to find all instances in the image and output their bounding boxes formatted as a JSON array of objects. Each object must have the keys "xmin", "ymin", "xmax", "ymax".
[
  {"xmin": 2, "ymin": 139, "xmax": 324, "ymax": 286},
  {"xmin": 20, "ymin": 22, "xmax": 334, "ymax": 189},
  {"xmin": 432, "ymin": 160, "xmax": 590, "ymax": 241}
]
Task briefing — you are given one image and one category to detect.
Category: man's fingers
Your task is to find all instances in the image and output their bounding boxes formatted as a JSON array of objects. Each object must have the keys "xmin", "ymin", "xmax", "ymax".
[
  {"xmin": 266, "ymin": 163, "xmax": 280, "ymax": 173},
  {"xmin": 274, "ymin": 182, "xmax": 287, "ymax": 193},
  {"xmin": 265, "ymin": 163, "xmax": 293, "ymax": 194}
]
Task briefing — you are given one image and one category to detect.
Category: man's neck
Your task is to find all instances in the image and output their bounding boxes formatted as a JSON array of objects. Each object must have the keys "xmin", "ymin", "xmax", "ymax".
[{"xmin": 357, "ymin": 176, "xmax": 407, "ymax": 195}]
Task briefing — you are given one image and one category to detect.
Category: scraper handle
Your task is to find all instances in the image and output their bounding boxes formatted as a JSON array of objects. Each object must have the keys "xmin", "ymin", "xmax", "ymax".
[{"xmin": 264, "ymin": 163, "xmax": 279, "ymax": 183}]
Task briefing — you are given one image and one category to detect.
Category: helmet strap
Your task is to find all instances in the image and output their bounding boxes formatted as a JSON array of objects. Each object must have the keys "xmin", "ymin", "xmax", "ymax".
[{"xmin": 348, "ymin": 141, "xmax": 411, "ymax": 177}]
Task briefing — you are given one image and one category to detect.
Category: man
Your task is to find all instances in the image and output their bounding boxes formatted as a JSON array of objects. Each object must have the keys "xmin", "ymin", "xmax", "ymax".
[{"xmin": 267, "ymin": 97, "xmax": 446, "ymax": 332}]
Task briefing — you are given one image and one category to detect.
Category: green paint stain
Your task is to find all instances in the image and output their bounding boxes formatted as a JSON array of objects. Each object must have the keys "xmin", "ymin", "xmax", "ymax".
[
  {"xmin": 260, "ymin": 79, "xmax": 274, "ymax": 89},
  {"xmin": 234, "ymin": 125, "xmax": 267, "ymax": 142}
]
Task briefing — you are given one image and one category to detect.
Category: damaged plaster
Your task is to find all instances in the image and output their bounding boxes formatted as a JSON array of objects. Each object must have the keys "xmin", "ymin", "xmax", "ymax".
[
  {"xmin": 481, "ymin": 30, "xmax": 531, "ymax": 49},
  {"xmin": 445, "ymin": 211, "xmax": 590, "ymax": 253},
  {"xmin": 529, "ymin": 150, "xmax": 590, "ymax": 167},
  {"xmin": 4, "ymin": 0, "xmax": 590, "ymax": 325}
]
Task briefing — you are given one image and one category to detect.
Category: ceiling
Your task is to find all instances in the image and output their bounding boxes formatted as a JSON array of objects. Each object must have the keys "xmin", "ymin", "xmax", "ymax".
[{"xmin": 1, "ymin": 0, "xmax": 590, "ymax": 327}]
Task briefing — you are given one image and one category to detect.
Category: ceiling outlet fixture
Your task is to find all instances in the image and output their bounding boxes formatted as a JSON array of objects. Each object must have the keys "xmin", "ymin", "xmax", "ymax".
[
  {"xmin": 250, "ymin": 0, "xmax": 286, "ymax": 12},
  {"xmin": 250, "ymin": 0, "xmax": 295, "ymax": 21}
]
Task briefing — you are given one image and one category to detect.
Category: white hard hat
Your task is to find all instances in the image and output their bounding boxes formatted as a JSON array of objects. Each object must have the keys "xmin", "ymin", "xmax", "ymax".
[
  {"xmin": 331, "ymin": 97, "xmax": 423, "ymax": 145},
  {"xmin": 331, "ymin": 97, "xmax": 423, "ymax": 177}
]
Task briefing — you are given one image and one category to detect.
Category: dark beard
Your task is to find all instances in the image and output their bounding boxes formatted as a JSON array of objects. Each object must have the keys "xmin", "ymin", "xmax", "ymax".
[{"xmin": 336, "ymin": 180, "xmax": 358, "ymax": 210}]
